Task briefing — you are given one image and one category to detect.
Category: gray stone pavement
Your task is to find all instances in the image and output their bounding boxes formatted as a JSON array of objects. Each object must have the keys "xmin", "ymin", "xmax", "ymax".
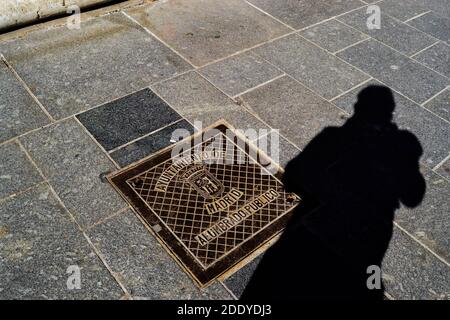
[{"xmin": 0, "ymin": 0, "xmax": 449, "ymax": 299}]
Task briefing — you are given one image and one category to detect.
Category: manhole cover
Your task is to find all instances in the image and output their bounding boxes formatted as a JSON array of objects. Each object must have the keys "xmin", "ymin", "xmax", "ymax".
[{"xmin": 108, "ymin": 120, "xmax": 300, "ymax": 287}]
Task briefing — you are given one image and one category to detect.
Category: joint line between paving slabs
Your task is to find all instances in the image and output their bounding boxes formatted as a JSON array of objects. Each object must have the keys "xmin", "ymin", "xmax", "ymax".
[
  {"xmin": 14, "ymin": 138, "xmax": 132, "ymax": 295},
  {"xmin": 121, "ymin": 11, "xmax": 197, "ymax": 68},
  {"xmin": 393, "ymin": 222, "xmax": 450, "ymax": 268},
  {"xmin": 432, "ymin": 153, "xmax": 450, "ymax": 172},
  {"xmin": 107, "ymin": 118, "xmax": 186, "ymax": 154},
  {"xmin": 335, "ymin": 19, "xmax": 450, "ymax": 82},
  {"xmin": 1, "ymin": 55, "xmax": 55, "ymax": 122},
  {"xmin": 420, "ymin": 85, "xmax": 450, "ymax": 108},
  {"xmin": 409, "ymin": 40, "xmax": 440, "ymax": 58},
  {"xmin": 403, "ymin": 11, "xmax": 432, "ymax": 23},
  {"xmin": 72, "ymin": 116, "xmax": 121, "ymax": 169}
]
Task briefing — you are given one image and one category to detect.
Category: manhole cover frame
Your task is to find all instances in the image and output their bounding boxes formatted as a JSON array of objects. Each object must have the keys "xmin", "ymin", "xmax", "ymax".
[{"xmin": 108, "ymin": 120, "xmax": 300, "ymax": 287}]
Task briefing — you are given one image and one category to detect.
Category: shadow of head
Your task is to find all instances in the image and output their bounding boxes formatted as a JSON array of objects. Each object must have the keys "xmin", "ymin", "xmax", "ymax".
[{"xmin": 353, "ymin": 85, "xmax": 396, "ymax": 124}]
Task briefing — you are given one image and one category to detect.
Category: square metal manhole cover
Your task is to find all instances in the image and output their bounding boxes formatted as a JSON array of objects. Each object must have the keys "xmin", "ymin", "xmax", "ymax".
[{"xmin": 108, "ymin": 120, "xmax": 301, "ymax": 287}]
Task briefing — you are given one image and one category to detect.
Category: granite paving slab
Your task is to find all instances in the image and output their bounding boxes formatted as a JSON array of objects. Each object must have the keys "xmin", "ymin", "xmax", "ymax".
[
  {"xmin": 382, "ymin": 227, "xmax": 450, "ymax": 300},
  {"xmin": 87, "ymin": 209, "xmax": 233, "ymax": 299},
  {"xmin": 299, "ymin": 19, "xmax": 369, "ymax": 53},
  {"xmin": 337, "ymin": 39, "xmax": 448, "ymax": 104},
  {"xmin": 125, "ymin": 0, "xmax": 290, "ymax": 66},
  {"xmin": 0, "ymin": 61, "xmax": 50, "ymax": 143},
  {"xmin": 152, "ymin": 71, "xmax": 270, "ymax": 132},
  {"xmin": 19, "ymin": 119, "xmax": 126, "ymax": 228},
  {"xmin": 0, "ymin": 141, "xmax": 42, "ymax": 199},
  {"xmin": 377, "ymin": 0, "xmax": 429, "ymax": 22},
  {"xmin": 395, "ymin": 166, "xmax": 450, "ymax": 262},
  {"xmin": 0, "ymin": 13, "xmax": 191, "ymax": 119},
  {"xmin": 238, "ymin": 76, "xmax": 345, "ymax": 149},
  {"xmin": 253, "ymin": 34, "xmax": 369, "ymax": 99},
  {"xmin": 413, "ymin": 42, "xmax": 450, "ymax": 77},
  {"xmin": 436, "ymin": 157, "xmax": 450, "ymax": 180},
  {"xmin": 0, "ymin": 184, "xmax": 123, "ymax": 299},
  {"xmin": 199, "ymin": 52, "xmax": 283, "ymax": 97},
  {"xmin": 407, "ymin": 12, "xmax": 450, "ymax": 43},
  {"xmin": 247, "ymin": 0, "xmax": 365, "ymax": 30},
  {"xmin": 337, "ymin": 7, "xmax": 436, "ymax": 56}
]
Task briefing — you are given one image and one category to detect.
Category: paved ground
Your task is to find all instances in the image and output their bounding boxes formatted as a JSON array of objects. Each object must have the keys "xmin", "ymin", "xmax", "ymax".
[{"xmin": 0, "ymin": 0, "xmax": 449, "ymax": 299}]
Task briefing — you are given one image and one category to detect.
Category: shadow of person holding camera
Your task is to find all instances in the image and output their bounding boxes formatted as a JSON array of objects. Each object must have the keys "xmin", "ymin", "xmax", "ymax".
[{"xmin": 242, "ymin": 85, "xmax": 426, "ymax": 300}]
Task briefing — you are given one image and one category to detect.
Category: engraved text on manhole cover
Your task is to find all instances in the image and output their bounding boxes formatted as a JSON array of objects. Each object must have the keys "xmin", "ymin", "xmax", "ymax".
[{"xmin": 108, "ymin": 121, "xmax": 300, "ymax": 286}]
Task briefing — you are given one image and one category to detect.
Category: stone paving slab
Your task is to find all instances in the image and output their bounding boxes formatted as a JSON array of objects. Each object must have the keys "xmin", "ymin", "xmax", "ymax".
[
  {"xmin": 413, "ymin": 42, "xmax": 450, "ymax": 78},
  {"xmin": 238, "ymin": 76, "xmax": 345, "ymax": 149},
  {"xmin": 253, "ymin": 34, "xmax": 369, "ymax": 99},
  {"xmin": 299, "ymin": 19, "xmax": 369, "ymax": 53},
  {"xmin": 247, "ymin": 0, "xmax": 365, "ymax": 30},
  {"xmin": 224, "ymin": 254, "xmax": 263, "ymax": 298},
  {"xmin": 125, "ymin": 0, "xmax": 290, "ymax": 67},
  {"xmin": 87, "ymin": 209, "xmax": 232, "ymax": 299},
  {"xmin": 436, "ymin": 158, "xmax": 450, "ymax": 180},
  {"xmin": 0, "ymin": 184, "xmax": 123, "ymax": 299},
  {"xmin": 0, "ymin": 12, "xmax": 191, "ymax": 119},
  {"xmin": 395, "ymin": 166, "xmax": 450, "ymax": 262},
  {"xmin": 77, "ymin": 88, "xmax": 183, "ymax": 151},
  {"xmin": 337, "ymin": 7, "xmax": 437, "ymax": 56},
  {"xmin": 337, "ymin": 39, "xmax": 448, "ymax": 104},
  {"xmin": 423, "ymin": 88, "xmax": 449, "ymax": 122},
  {"xmin": 377, "ymin": 0, "xmax": 429, "ymax": 22},
  {"xmin": 382, "ymin": 227, "xmax": 450, "ymax": 300},
  {"xmin": 253, "ymin": 130, "xmax": 300, "ymax": 168},
  {"xmin": 152, "ymin": 71, "xmax": 270, "ymax": 132},
  {"xmin": 332, "ymin": 80, "xmax": 450, "ymax": 167},
  {"xmin": 0, "ymin": 141, "xmax": 43, "ymax": 199},
  {"xmin": 198, "ymin": 52, "xmax": 283, "ymax": 97},
  {"xmin": 19, "ymin": 119, "xmax": 126, "ymax": 229},
  {"xmin": 407, "ymin": 12, "xmax": 450, "ymax": 43},
  {"xmin": 110, "ymin": 119, "xmax": 194, "ymax": 167},
  {"xmin": 0, "ymin": 61, "xmax": 50, "ymax": 144}
]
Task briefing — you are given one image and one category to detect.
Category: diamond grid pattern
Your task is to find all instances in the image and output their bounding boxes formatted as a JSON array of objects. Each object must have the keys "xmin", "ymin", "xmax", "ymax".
[{"xmin": 128, "ymin": 133, "xmax": 296, "ymax": 268}]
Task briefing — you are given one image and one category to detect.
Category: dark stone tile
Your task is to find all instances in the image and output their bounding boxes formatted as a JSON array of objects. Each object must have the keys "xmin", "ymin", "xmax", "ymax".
[
  {"xmin": 382, "ymin": 227, "xmax": 449, "ymax": 300},
  {"xmin": 337, "ymin": 39, "xmax": 448, "ymax": 104},
  {"xmin": 408, "ymin": 12, "xmax": 450, "ymax": 43},
  {"xmin": 224, "ymin": 255, "xmax": 263, "ymax": 298},
  {"xmin": 0, "ymin": 62, "xmax": 50, "ymax": 143},
  {"xmin": 378, "ymin": 0, "xmax": 429, "ymax": 21},
  {"xmin": 199, "ymin": 53, "xmax": 283, "ymax": 97},
  {"xmin": 413, "ymin": 42, "xmax": 450, "ymax": 77},
  {"xmin": 125, "ymin": 0, "xmax": 290, "ymax": 66},
  {"xmin": 0, "ymin": 184, "xmax": 123, "ymax": 299},
  {"xmin": 0, "ymin": 13, "xmax": 191, "ymax": 119},
  {"xmin": 435, "ymin": 157, "xmax": 450, "ymax": 180},
  {"xmin": 152, "ymin": 71, "xmax": 270, "ymax": 132},
  {"xmin": 111, "ymin": 119, "xmax": 194, "ymax": 167},
  {"xmin": 0, "ymin": 141, "xmax": 42, "ymax": 199},
  {"xmin": 395, "ymin": 166, "xmax": 450, "ymax": 262},
  {"xmin": 337, "ymin": 7, "xmax": 436, "ymax": 56},
  {"xmin": 253, "ymin": 34, "xmax": 369, "ymax": 99},
  {"xmin": 20, "ymin": 119, "xmax": 126, "ymax": 229},
  {"xmin": 333, "ymin": 80, "xmax": 450, "ymax": 167},
  {"xmin": 299, "ymin": 19, "xmax": 369, "ymax": 53},
  {"xmin": 77, "ymin": 88, "xmax": 182, "ymax": 151},
  {"xmin": 239, "ymin": 76, "xmax": 345, "ymax": 149},
  {"xmin": 247, "ymin": 0, "xmax": 365, "ymax": 29},
  {"xmin": 88, "ymin": 209, "xmax": 232, "ymax": 299}
]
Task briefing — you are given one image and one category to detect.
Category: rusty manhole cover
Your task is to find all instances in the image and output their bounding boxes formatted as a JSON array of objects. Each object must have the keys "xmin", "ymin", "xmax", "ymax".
[{"xmin": 108, "ymin": 120, "xmax": 300, "ymax": 287}]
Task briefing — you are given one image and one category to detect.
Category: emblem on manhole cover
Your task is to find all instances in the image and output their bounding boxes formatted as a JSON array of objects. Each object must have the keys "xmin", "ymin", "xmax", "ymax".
[{"xmin": 108, "ymin": 120, "xmax": 301, "ymax": 287}]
